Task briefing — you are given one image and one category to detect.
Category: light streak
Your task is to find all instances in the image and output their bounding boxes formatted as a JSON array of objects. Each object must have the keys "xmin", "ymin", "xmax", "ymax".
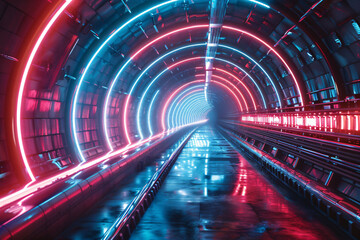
[{"xmin": 147, "ymin": 90, "xmax": 160, "ymax": 136}]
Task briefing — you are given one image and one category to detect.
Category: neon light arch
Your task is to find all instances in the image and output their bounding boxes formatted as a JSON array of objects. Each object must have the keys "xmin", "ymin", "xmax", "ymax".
[
  {"xmin": 172, "ymin": 91, "xmax": 208, "ymax": 128},
  {"xmin": 72, "ymin": 0, "xmax": 181, "ymax": 160},
  {"xmin": 15, "ymin": 0, "xmax": 74, "ymax": 181},
  {"xmin": 167, "ymin": 85, "xmax": 206, "ymax": 129},
  {"xmin": 222, "ymin": 26, "xmax": 305, "ymax": 106},
  {"xmin": 147, "ymin": 90, "xmax": 160, "ymax": 136},
  {"xmin": 178, "ymin": 97, "xmax": 212, "ymax": 127},
  {"xmin": 195, "ymin": 74, "xmax": 250, "ymax": 111},
  {"xmin": 134, "ymin": 46, "xmax": 262, "ymax": 137},
  {"xmin": 14, "ymin": 5, "xmax": 307, "ymax": 183},
  {"xmin": 134, "ymin": 56, "xmax": 262, "ymax": 139},
  {"xmin": 162, "ymin": 79, "xmax": 243, "ymax": 133},
  {"xmin": 176, "ymin": 97, "xmax": 210, "ymax": 128},
  {"xmin": 170, "ymin": 89, "xmax": 209, "ymax": 129},
  {"xmin": 103, "ymin": 24, "xmax": 303, "ymax": 147}
]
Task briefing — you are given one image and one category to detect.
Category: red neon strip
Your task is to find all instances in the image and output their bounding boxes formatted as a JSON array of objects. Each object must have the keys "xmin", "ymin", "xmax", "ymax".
[
  {"xmin": 214, "ymin": 68, "xmax": 258, "ymax": 110},
  {"xmin": 222, "ymin": 26, "xmax": 305, "ymax": 106},
  {"xmin": 161, "ymin": 80, "xmax": 205, "ymax": 131},
  {"xmin": 131, "ymin": 25, "xmax": 208, "ymax": 59},
  {"xmin": 195, "ymin": 73, "xmax": 249, "ymax": 111},
  {"xmin": 161, "ymin": 78, "xmax": 244, "ymax": 132},
  {"xmin": 125, "ymin": 24, "xmax": 303, "ymax": 145},
  {"xmin": 16, "ymin": 0, "xmax": 73, "ymax": 182}
]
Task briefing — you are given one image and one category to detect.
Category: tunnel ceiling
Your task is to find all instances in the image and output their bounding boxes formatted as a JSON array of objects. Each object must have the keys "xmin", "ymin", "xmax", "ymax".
[{"xmin": 1, "ymin": 0, "xmax": 360, "ymax": 191}]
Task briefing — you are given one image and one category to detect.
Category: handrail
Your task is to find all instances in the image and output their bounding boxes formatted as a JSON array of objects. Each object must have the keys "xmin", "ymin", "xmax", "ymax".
[{"xmin": 102, "ymin": 128, "xmax": 196, "ymax": 240}]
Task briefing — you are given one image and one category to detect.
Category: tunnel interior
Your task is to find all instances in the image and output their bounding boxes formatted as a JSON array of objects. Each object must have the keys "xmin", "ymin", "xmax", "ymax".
[{"xmin": 0, "ymin": 0, "xmax": 360, "ymax": 239}]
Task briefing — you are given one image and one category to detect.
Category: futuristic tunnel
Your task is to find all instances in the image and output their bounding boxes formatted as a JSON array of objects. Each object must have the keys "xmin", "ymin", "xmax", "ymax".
[{"xmin": 0, "ymin": 0, "xmax": 360, "ymax": 239}]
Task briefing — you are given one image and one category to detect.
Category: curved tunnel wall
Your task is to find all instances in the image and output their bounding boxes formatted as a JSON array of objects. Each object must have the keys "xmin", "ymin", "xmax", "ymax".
[{"xmin": 0, "ymin": 0, "xmax": 359, "ymax": 196}]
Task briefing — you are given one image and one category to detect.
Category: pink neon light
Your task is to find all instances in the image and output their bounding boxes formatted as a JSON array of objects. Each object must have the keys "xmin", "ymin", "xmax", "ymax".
[
  {"xmin": 161, "ymin": 80, "xmax": 205, "ymax": 131},
  {"xmin": 16, "ymin": 0, "xmax": 73, "ymax": 182},
  {"xmin": 222, "ymin": 26, "xmax": 305, "ymax": 106},
  {"xmin": 123, "ymin": 95, "xmax": 133, "ymax": 144},
  {"xmin": 124, "ymin": 24, "xmax": 303, "ymax": 145},
  {"xmin": 166, "ymin": 57, "xmax": 204, "ymax": 70},
  {"xmin": 131, "ymin": 25, "xmax": 208, "ymax": 59},
  {"xmin": 242, "ymin": 113, "xmax": 360, "ymax": 133},
  {"xmin": 195, "ymin": 73, "xmax": 249, "ymax": 111},
  {"xmin": 161, "ymin": 79, "xmax": 244, "ymax": 132},
  {"xmin": 211, "ymin": 81, "xmax": 243, "ymax": 112},
  {"xmin": 214, "ymin": 68, "xmax": 257, "ymax": 110}
]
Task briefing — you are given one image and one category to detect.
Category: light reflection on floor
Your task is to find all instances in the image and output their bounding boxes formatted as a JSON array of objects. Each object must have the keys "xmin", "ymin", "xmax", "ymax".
[
  {"xmin": 57, "ymin": 136, "xmax": 188, "ymax": 240},
  {"xmin": 131, "ymin": 126, "xmax": 343, "ymax": 240}
]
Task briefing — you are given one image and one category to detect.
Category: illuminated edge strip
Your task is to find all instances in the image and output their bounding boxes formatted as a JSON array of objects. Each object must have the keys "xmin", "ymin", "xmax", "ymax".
[
  {"xmin": 249, "ymin": 0, "xmax": 270, "ymax": 8},
  {"xmin": 147, "ymin": 90, "xmax": 160, "ymax": 136},
  {"xmin": 16, "ymin": 0, "xmax": 73, "ymax": 181}
]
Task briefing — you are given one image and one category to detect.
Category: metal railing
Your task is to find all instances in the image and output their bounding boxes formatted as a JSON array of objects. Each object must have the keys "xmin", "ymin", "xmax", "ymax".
[{"xmin": 102, "ymin": 129, "xmax": 196, "ymax": 240}]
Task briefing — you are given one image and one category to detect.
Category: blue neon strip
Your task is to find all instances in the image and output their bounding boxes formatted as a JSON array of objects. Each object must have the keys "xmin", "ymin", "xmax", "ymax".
[
  {"xmin": 147, "ymin": 90, "xmax": 160, "ymax": 136},
  {"xmin": 167, "ymin": 85, "xmax": 204, "ymax": 128},
  {"xmin": 173, "ymin": 92, "xmax": 209, "ymax": 128},
  {"xmin": 135, "ymin": 44, "xmax": 204, "ymax": 139},
  {"xmin": 72, "ymin": 0, "xmax": 179, "ymax": 160}
]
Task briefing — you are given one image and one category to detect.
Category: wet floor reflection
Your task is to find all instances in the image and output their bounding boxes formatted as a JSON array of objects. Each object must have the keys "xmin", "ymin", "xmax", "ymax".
[
  {"xmin": 57, "ymin": 137, "xmax": 188, "ymax": 240},
  {"xmin": 131, "ymin": 126, "xmax": 343, "ymax": 240}
]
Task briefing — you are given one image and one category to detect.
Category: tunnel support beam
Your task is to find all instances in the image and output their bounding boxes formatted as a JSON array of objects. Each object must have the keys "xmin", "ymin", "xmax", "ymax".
[
  {"xmin": 205, "ymin": 0, "xmax": 228, "ymax": 102},
  {"xmin": 272, "ymin": 1, "xmax": 346, "ymax": 104}
]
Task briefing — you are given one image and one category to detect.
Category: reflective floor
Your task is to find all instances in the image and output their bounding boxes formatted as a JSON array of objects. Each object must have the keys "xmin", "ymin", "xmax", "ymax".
[
  {"xmin": 58, "ymin": 126, "xmax": 344, "ymax": 240},
  {"xmin": 57, "ymin": 136, "xmax": 188, "ymax": 240},
  {"xmin": 131, "ymin": 126, "xmax": 343, "ymax": 240}
]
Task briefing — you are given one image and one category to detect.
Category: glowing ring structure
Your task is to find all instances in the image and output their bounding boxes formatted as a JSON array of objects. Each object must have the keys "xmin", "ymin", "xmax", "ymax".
[{"xmin": 104, "ymin": 24, "xmax": 303, "ymax": 147}]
